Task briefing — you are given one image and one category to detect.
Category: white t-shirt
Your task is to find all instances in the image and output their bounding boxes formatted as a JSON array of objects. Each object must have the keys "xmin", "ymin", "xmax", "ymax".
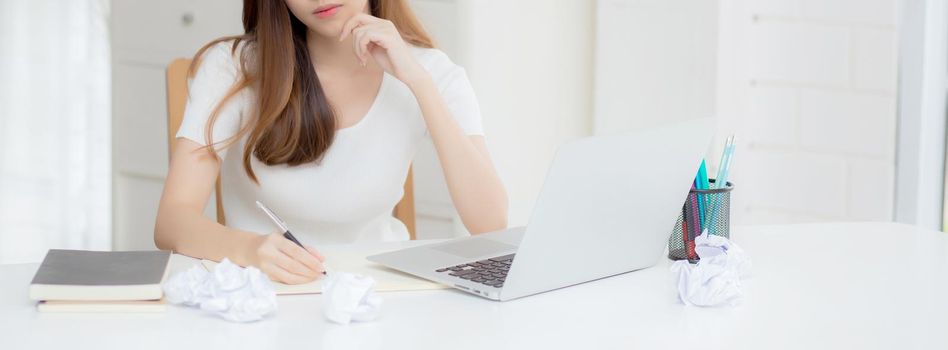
[{"xmin": 176, "ymin": 41, "xmax": 484, "ymax": 245}]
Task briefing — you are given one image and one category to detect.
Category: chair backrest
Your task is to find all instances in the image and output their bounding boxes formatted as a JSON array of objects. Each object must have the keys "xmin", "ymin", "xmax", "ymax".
[{"xmin": 164, "ymin": 58, "xmax": 417, "ymax": 239}]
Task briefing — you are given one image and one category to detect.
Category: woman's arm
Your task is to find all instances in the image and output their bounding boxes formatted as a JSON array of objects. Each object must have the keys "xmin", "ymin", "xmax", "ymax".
[
  {"xmin": 155, "ymin": 139, "xmax": 255, "ymax": 262},
  {"xmin": 407, "ymin": 78, "xmax": 509, "ymax": 234},
  {"xmin": 341, "ymin": 14, "xmax": 509, "ymax": 234},
  {"xmin": 155, "ymin": 139, "xmax": 325, "ymax": 283}
]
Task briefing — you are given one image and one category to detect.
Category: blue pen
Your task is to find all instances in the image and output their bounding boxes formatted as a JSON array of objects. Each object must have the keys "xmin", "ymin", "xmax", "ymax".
[
  {"xmin": 707, "ymin": 136, "xmax": 736, "ymax": 234},
  {"xmin": 714, "ymin": 136, "xmax": 735, "ymax": 189}
]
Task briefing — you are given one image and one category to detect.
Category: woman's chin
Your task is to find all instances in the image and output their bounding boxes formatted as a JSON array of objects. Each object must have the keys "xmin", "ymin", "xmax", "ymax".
[{"xmin": 305, "ymin": 24, "xmax": 345, "ymax": 40}]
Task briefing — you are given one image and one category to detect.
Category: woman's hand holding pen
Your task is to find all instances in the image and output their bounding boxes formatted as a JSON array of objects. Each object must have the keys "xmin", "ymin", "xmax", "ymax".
[
  {"xmin": 339, "ymin": 13, "xmax": 429, "ymax": 88},
  {"xmin": 248, "ymin": 232, "xmax": 326, "ymax": 284}
]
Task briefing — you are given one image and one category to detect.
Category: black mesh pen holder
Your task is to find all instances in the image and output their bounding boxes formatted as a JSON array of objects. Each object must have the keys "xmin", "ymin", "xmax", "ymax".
[{"xmin": 668, "ymin": 180, "xmax": 733, "ymax": 263}]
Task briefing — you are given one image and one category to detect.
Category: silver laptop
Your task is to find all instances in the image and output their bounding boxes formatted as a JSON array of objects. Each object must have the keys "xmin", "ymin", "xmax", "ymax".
[{"xmin": 368, "ymin": 118, "xmax": 714, "ymax": 301}]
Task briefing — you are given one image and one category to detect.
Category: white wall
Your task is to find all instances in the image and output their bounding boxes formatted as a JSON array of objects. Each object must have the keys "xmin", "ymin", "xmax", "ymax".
[
  {"xmin": 595, "ymin": 0, "xmax": 719, "ymax": 135},
  {"xmin": 716, "ymin": 0, "xmax": 900, "ymax": 225}
]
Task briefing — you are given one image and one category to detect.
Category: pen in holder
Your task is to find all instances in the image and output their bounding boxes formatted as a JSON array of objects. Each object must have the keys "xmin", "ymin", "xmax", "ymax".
[{"xmin": 668, "ymin": 179, "xmax": 733, "ymax": 263}]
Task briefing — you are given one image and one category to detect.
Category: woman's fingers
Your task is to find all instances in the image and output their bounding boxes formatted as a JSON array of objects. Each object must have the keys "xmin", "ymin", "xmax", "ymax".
[
  {"xmin": 354, "ymin": 30, "xmax": 389, "ymax": 66},
  {"xmin": 251, "ymin": 232, "xmax": 323, "ymax": 284},
  {"xmin": 259, "ymin": 233, "xmax": 321, "ymax": 277},
  {"xmin": 352, "ymin": 24, "xmax": 380, "ymax": 61},
  {"xmin": 339, "ymin": 13, "xmax": 380, "ymax": 41},
  {"xmin": 261, "ymin": 241, "xmax": 313, "ymax": 277},
  {"xmin": 352, "ymin": 27, "xmax": 368, "ymax": 64},
  {"xmin": 272, "ymin": 249, "xmax": 317, "ymax": 278},
  {"xmin": 277, "ymin": 239, "xmax": 324, "ymax": 273},
  {"xmin": 261, "ymin": 261, "xmax": 311, "ymax": 285},
  {"xmin": 348, "ymin": 20, "xmax": 398, "ymax": 64}
]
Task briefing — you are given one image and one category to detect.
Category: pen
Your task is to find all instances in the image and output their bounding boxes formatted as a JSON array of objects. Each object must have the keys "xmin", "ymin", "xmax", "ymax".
[
  {"xmin": 714, "ymin": 135, "xmax": 736, "ymax": 189},
  {"xmin": 256, "ymin": 200, "xmax": 326, "ymax": 275},
  {"xmin": 707, "ymin": 136, "xmax": 736, "ymax": 234},
  {"xmin": 256, "ymin": 200, "xmax": 304, "ymax": 247}
]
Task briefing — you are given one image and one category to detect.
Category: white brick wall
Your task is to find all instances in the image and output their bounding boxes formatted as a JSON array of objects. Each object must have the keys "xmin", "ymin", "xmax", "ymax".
[
  {"xmin": 799, "ymin": 89, "xmax": 896, "ymax": 157},
  {"xmin": 719, "ymin": 0, "xmax": 898, "ymax": 225},
  {"xmin": 748, "ymin": 22, "xmax": 850, "ymax": 85}
]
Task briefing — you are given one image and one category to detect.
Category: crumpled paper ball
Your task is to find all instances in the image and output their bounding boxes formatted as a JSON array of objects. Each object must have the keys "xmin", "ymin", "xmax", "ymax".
[
  {"xmin": 671, "ymin": 231, "xmax": 752, "ymax": 307},
  {"xmin": 163, "ymin": 258, "xmax": 278, "ymax": 322},
  {"xmin": 322, "ymin": 272, "xmax": 382, "ymax": 324}
]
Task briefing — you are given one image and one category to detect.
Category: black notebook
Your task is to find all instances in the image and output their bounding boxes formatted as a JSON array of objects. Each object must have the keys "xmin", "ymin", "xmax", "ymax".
[{"xmin": 29, "ymin": 249, "xmax": 171, "ymax": 302}]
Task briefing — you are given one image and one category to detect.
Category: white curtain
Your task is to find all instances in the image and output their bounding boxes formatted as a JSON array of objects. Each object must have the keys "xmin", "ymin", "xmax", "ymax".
[{"xmin": 0, "ymin": 0, "xmax": 111, "ymax": 263}]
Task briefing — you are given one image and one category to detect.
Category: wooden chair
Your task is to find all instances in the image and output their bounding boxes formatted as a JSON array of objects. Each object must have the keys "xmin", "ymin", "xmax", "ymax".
[{"xmin": 165, "ymin": 58, "xmax": 417, "ymax": 239}]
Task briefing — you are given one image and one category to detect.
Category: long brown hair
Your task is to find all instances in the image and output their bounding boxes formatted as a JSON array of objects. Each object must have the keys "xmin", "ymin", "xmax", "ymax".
[{"xmin": 190, "ymin": 0, "xmax": 434, "ymax": 183}]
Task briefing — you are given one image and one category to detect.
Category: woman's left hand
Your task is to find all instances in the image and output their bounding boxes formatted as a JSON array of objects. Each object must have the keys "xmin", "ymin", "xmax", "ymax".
[{"xmin": 339, "ymin": 13, "xmax": 428, "ymax": 87}]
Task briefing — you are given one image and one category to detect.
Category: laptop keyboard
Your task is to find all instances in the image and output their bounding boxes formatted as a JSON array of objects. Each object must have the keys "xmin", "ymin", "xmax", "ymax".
[{"xmin": 435, "ymin": 253, "xmax": 515, "ymax": 288}]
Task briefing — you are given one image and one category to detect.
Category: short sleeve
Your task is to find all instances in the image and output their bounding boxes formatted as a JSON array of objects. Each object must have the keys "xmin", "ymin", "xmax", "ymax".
[
  {"xmin": 418, "ymin": 49, "xmax": 485, "ymax": 136},
  {"xmin": 176, "ymin": 41, "xmax": 247, "ymax": 158}
]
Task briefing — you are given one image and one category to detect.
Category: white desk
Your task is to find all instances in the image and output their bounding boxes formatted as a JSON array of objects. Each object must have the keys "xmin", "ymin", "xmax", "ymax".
[{"xmin": 2, "ymin": 222, "xmax": 947, "ymax": 349}]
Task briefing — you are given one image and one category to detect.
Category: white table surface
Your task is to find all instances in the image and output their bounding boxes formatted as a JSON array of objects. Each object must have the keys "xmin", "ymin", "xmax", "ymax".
[{"xmin": 2, "ymin": 222, "xmax": 947, "ymax": 350}]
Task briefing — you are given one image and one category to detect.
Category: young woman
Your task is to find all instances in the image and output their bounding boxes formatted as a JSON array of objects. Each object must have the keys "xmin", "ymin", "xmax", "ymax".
[{"xmin": 154, "ymin": 0, "xmax": 508, "ymax": 284}]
